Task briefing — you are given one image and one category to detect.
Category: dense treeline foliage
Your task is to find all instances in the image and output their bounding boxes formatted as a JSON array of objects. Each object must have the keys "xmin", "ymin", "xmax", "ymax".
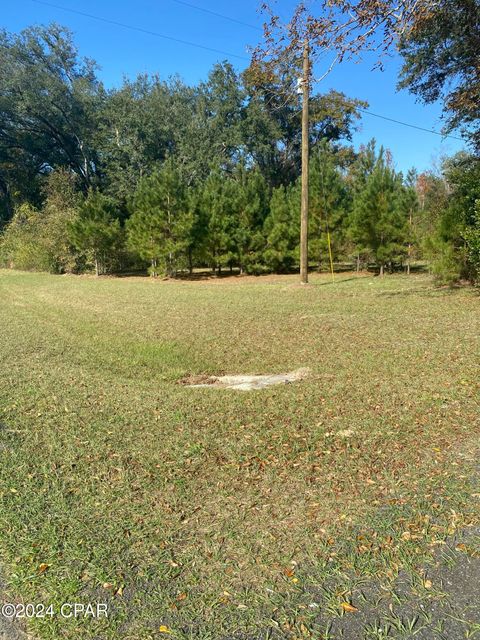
[
  {"xmin": 0, "ymin": 24, "xmax": 479, "ymax": 283},
  {"xmin": 398, "ymin": 0, "xmax": 480, "ymax": 152}
]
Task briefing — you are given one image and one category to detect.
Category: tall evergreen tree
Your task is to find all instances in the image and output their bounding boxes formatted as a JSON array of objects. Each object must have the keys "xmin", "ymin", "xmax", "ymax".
[
  {"xmin": 401, "ymin": 168, "xmax": 419, "ymax": 274},
  {"xmin": 351, "ymin": 146, "xmax": 408, "ymax": 276},
  {"xmin": 231, "ymin": 165, "xmax": 269, "ymax": 274},
  {"xmin": 309, "ymin": 143, "xmax": 350, "ymax": 271},
  {"xmin": 346, "ymin": 140, "xmax": 379, "ymax": 270},
  {"xmin": 263, "ymin": 184, "xmax": 298, "ymax": 272},
  {"xmin": 127, "ymin": 160, "xmax": 192, "ymax": 277},
  {"xmin": 432, "ymin": 152, "xmax": 480, "ymax": 282},
  {"xmin": 69, "ymin": 190, "xmax": 121, "ymax": 276},
  {"xmin": 199, "ymin": 170, "xmax": 238, "ymax": 274}
]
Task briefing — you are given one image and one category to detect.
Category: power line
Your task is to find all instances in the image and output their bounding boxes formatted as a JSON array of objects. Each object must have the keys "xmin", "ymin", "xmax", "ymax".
[
  {"xmin": 357, "ymin": 107, "xmax": 464, "ymax": 142},
  {"xmin": 169, "ymin": 0, "xmax": 261, "ymax": 31},
  {"xmin": 23, "ymin": 0, "xmax": 467, "ymax": 144},
  {"xmin": 28, "ymin": 0, "xmax": 250, "ymax": 61}
]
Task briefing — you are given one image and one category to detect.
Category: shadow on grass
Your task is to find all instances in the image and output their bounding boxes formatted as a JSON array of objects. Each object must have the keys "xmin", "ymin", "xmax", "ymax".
[{"xmin": 378, "ymin": 283, "xmax": 475, "ymax": 298}]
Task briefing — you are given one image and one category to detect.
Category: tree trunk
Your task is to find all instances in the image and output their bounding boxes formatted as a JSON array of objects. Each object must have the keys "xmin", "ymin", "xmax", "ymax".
[
  {"xmin": 151, "ymin": 258, "xmax": 157, "ymax": 277},
  {"xmin": 379, "ymin": 264, "xmax": 384, "ymax": 277},
  {"xmin": 0, "ymin": 179, "xmax": 13, "ymax": 220},
  {"xmin": 356, "ymin": 254, "xmax": 360, "ymax": 273},
  {"xmin": 94, "ymin": 256, "xmax": 99, "ymax": 277},
  {"xmin": 188, "ymin": 248, "xmax": 193, "ymax": 275}
]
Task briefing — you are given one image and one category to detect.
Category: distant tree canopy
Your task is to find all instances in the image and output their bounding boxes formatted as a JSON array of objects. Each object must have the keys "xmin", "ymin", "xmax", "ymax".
[
  {"xmin": 0, "ymin": 24, "xmax": 101, "ymax": 218},
  {"xmin": 398, "ymin": 0, "xmax": 480, "ymax": 151},
  {"xmin": 0, "ymin": 23, "xmax": 365, "ymax": 221},
  {"xmin": 0, "ymin": 22, "xmax": 479, "ymax": 285}
]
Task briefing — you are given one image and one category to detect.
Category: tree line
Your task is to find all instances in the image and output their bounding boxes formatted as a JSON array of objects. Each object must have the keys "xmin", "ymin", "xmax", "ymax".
[{"xmin": 0, "ymin": 21, "xmax": 478, "ymax": 283}]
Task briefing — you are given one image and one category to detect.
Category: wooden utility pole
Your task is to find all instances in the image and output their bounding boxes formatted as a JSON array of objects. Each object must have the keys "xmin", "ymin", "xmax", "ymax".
[{"xmin": 300, "ymin": 40, "xmax": 310, "ymax": 284}]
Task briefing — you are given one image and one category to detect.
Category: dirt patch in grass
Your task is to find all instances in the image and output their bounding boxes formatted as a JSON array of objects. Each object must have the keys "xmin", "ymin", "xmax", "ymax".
[
  {"xmin": 178, "ymin": 373, "xmax": 218, "ymax": 386},
  {"xmin": 179, "ymin": 368, "xmax": 311, "ymax": 390}
]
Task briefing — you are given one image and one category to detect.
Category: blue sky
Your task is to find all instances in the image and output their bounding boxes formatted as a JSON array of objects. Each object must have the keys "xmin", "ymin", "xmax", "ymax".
[{"xmin": 4, "ymin": 0, "xmax": 465, "ymax": 174}]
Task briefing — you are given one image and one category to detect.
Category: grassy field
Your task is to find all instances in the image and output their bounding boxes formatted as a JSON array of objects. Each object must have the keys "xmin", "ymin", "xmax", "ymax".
[{"xmin": 0, "ymin": 269, "xmax": 478, "ymax": 639}]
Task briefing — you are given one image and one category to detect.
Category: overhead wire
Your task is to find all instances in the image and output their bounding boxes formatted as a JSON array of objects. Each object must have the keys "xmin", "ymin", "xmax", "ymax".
[
  {"xmin": 356, "ymin": 107, "xmax": 463, "ymax": 141},
  {"xmin": 26, "ymin": 0, "xmax": 466, "ymax": 144},
  {"xmin": 168, "ymin": 0, "xmax": 262, "ymax": 31},
  {"xmin": 28, "ymin": 0, "xmax": 250, "ymax": 61}
]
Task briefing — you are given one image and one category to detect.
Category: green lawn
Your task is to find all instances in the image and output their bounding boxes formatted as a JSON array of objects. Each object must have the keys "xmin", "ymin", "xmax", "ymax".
[{"xmin": 0, "ymin": 270, "xmax": 478, "ymax": 639}]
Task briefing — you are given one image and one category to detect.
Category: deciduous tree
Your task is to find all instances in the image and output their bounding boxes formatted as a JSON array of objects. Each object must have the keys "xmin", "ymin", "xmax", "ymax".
[
  {"xmin": 398, "ymin": 0, "xmax": 480, "ymax": 150},
  {"xmin": 0, "ymin": 24, "xmax": 102, "ymax": 215}
]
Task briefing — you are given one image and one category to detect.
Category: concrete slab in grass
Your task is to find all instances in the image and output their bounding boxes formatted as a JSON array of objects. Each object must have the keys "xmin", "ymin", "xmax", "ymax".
[{"xmin": 180, "ymin": 368, "xmax": 311, "ymax": 391}]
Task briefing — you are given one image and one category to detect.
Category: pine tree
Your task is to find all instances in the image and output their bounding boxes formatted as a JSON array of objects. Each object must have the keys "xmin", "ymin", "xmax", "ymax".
[
  {"xmin": 351, "ymin": 147, "xmax": 408, "ymax": 276},
  {"xmin": 263, "ymin": 184, "xmax": 298, "ymax": 272},
  {"xmin": 127, "ymin": 160, "xmax": 192, "ymax": 277},
  {"xmin": 185, "ymin": 188, "xmax": 208, "ymax": 275},
  {"xmin": 309, "ymin": 143, "xmax": 349, "ymax": 272},
  {"xmin": 433, "ymin": 152, "xmax": 480, "ymax": 283},
  {"xmin": 401, "ymin": 168, "xmax": 419, "ymax": 274},
  {"xmin": 199, "ymin": 170, "xmax": 237, "ymax": 274},
  {"xmin": 69, "ymin": 190, "xmax": 121, "ymax": 276},
  {"xmin": 346, "ymin": 140, "xmax": 379, "ymax": 271},
  {"xmin": 231, "ymin": 165, "xmax": 269, "ymax": 274},
  {"xmin": 464, "ymin": 200, "xmax": 480, "ymax": 284}
]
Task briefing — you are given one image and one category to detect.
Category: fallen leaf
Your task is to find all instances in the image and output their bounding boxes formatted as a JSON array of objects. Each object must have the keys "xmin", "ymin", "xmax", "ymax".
[
  {"xmin": 38, "ymin": 563, "xmax": 50, "ymax": 574},
  {"xmin": 158, "ymin": 625, "xmax": 171, "ymax": 634},
  {"xmin": 424, "ymin": 579, "xmax": 432, "ymax": 589},
  {"xmin": 341, "ymin": 602, "xmax": 358, "ymax": 613}
]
